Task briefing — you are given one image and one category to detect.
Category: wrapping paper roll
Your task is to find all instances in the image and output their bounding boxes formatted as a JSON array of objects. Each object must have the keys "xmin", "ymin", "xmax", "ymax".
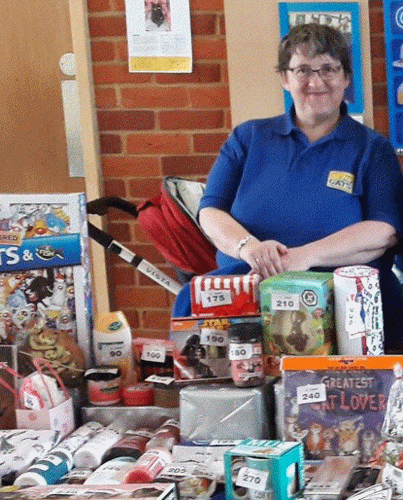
[{"xmin": 334, "ymin": 265, "xmax": 384, "ymax": 355}]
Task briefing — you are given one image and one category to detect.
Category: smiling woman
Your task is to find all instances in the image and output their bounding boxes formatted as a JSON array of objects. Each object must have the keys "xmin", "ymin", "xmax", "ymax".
[{"xmin": 172, "ymin": 23, "xmax": 403, "ymax": 353}]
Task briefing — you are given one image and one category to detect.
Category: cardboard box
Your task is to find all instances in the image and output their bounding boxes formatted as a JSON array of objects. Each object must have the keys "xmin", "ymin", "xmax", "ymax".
[
  {"xmin": 191, "ymin": 274, "xmax": 260, "ymax": 318},
  {"xmin": 281, "ymin": 355, "xmax": 403, "ymax": 463},
  {"xmin": 170, "ymin": 317, "xmax": 261, "ymax": 382},
  {"xmin": 0, "ymin": 193, "xmax": 93, "ymax": 364},
  {"xmin": 259, "ymin": 272, "xmax": 336, "ymax": 375},
  {"xmin": 224, "ymin": 439, "xmax": 305, "ymax": 500}
]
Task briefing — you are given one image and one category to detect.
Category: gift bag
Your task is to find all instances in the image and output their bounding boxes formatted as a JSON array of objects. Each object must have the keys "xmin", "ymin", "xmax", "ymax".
[{"xmin": 0, "ymin": 357, "xmax": 75, "ymax": 438}]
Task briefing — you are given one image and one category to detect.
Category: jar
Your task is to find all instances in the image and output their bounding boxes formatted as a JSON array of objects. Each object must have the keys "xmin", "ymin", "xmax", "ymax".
[{"xmin": 228, "ymin": 322, "xmax": 264, "ymax": 387}]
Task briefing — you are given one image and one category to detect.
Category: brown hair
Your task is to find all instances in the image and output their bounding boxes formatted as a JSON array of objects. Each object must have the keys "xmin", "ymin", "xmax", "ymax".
[{"xmin": 277, "ymin": 23, "xmax": 352, "ymax": 76}]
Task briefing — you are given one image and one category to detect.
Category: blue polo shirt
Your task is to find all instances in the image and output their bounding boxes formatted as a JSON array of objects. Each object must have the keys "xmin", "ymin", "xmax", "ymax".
[
  {"xmin": 199, "ymin": 103, "xmax": 403, "ymax": 271},
  {"xmin": 173, "ymin": 104, "xmax": 403, "ymax": 350}
]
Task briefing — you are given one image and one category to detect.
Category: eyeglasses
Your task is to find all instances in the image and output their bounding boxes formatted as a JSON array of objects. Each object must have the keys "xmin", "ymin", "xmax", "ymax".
[{"xmin": 286, "ymin": 64, "xmax": 342, "ymax": 81}]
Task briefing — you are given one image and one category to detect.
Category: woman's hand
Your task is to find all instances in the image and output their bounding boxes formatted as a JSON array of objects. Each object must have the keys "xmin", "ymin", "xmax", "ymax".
[{"xmin": 240, "ymin": 239, "xmax": 289, "ymax": 278}]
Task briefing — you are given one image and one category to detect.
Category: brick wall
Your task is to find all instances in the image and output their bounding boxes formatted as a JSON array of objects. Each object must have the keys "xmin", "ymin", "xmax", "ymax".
[{"xmin": 88, "ymin": 0, "xmax": 391, "ymax": 340}]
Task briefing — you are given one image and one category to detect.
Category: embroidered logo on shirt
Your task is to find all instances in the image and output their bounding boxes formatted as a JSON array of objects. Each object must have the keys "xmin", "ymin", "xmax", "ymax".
[{"xmin": 326, "ymin": 171, "xmax": 355, "ymax": 194}]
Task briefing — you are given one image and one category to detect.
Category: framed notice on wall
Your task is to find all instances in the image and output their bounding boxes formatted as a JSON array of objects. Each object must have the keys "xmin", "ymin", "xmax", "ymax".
[
  {"xmin": 382, "ymin": 0, "xmax": 403, "ymax": 154},
  {"xmin": 278, "ymin": 2, "xmax": 364, "ymax": 115}
]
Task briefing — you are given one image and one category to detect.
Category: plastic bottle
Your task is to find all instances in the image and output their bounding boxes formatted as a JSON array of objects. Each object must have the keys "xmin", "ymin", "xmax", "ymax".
[
  {"xmin": 73, "ymin": 426, "xmax": 125, "ymax": 469},
  {"xmin": 92, "ymin": 311, "xmax": 133, "ymax": 382},
  {"xmin": 144, "ymin": 419, "xmax": 180, "ymax": 451},
  {"xmin": 228, "ymin": 322, "xmax": 264, "ymax": 387},
  {"xmin": 102, "ymin": 428, "xmax": 154, "ymax": 463},
  {"xmin": 84, "ymin": 457, "xmax": 139, "ymax": 485},
  {"xmin": 124, "ymin": 447, "xmax": 173, "ymax": 483},
  {"xmin": 14, "ymin": 449, "xmax": 74, "ymax": 487}
]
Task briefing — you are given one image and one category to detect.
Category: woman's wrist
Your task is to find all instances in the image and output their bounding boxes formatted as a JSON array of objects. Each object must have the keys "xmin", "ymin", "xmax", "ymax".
[{"xmin": 237, "ymin": 235, "xmax": 257, "ymax": 260}]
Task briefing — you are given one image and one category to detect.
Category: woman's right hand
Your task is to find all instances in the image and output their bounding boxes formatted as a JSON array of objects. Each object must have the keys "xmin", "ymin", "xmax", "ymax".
[{"xmin": 240, "ymin": 238, "xmax": 289, "ymax": 278}]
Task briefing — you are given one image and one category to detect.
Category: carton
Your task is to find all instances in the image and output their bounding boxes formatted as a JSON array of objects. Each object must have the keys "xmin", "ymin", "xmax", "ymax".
[
  {"xmin": 0, "ymin": 193, "xmax": 93, "ymax": 364},
  {"xmin": 281, "ymin": 355, "xmax": 403, "ymax": 463},
  {"xmin": 224, "ymin": 439, "xmax": 305, "ymax": 500},
  {"xmin": 191, "ymin": 274, "xmax": 260, "ymax": 318},
  {"xmin": 170, "ymin": 316, "xmax": 261, "ymax": 382},
  {"xmin": 259, "ymin": 272, "xmax": 335, "ymax": 375}
]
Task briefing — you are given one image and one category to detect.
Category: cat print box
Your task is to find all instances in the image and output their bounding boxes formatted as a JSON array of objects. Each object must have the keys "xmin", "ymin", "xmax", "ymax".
[
  {"xmin": 224, "ymin": 439, "xmax": 305, "ymax": 500},
  {"xmin": 281, "ymin": 355, "xmax": 403, "ymax": 463},
  {"xmin": 191, "ymin": 274, "xmax": 261, "ymax": 318},
  {"xmin": 259, "ymin": 271, "xmax": 336, "ymax": 375},
  {"xmin": 0, "ymin": 193, "xmax": 93, "ymax": 364}
]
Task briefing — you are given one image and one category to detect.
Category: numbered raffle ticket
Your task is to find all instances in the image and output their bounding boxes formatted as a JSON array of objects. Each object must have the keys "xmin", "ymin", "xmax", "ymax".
[
  {"xmin": 281, "ymin": 355, "xmax": 403, "ymax": 462},
  {"xmin": 190, "ymin": 274, "xmax": 261, "ymax": 318}
]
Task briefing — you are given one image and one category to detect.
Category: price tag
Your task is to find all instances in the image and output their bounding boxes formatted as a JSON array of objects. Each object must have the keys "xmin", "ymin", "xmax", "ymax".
[
  {"xmin": 22, "ymin": 390, "xmax": 42, "ymax": 411},
  {"xmin": 236, "ymin": 467, "xmax": 268, "ymax": 492},
  {"xmin": 141, "ymin": 344, "xmax": 166, "ymax": 363},
  {"xmin": 200, "ymin": 328, "xmax": 228, "ymax": 346},
  {"xmin": 210, "ymin": 439, "xmax": 242, "ymax": 446},
  {"xmin": 345, "ymin": 298, "xmax": 365, "ymax": 339},
  {"xmin": 229, "ymin": 343, "xmax": 253, "ymax": 360},
  {"xmin": 296, "ymin": 383, "xmax": 326, "ymax": 405},
  {"xmin": 201, "ymin": 289, "xmax": 232, "ymax": 308},
  {"xmin": 162, "ymin": 463, "xmax": 194, "ymax": 477},
  {"xmin": 145, "ymin": 375, "xmax": 175, "ymax": 385},
  {"xmin": 271, "ymin": 293, "xmax": 299, "ymax": 311}
]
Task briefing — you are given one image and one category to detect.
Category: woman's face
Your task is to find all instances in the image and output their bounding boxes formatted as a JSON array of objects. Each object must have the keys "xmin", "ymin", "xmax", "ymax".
[{"xmin": 281, "ymin": 45, "xmax": 350, "ymax": 125}]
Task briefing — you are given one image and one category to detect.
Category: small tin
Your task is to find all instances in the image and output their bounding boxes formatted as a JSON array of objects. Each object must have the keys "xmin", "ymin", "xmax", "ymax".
[{"xmin": 84, "ymin": 366, "xmax": 122, "ymax": 405}]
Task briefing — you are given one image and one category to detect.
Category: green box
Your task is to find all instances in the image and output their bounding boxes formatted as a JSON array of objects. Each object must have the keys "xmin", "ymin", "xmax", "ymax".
[{"xmin": 224, "ymin": 439, "xmax": 305, "ymax": 500}]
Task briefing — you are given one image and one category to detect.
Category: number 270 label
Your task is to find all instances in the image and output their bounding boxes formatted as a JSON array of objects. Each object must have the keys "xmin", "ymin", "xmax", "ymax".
[
  {"xmin": 296, "ymin": 383, "xmax": 327, "ymax": 405},
  {"xmin": 236, "ymin": 467, "xmax": 268, "ymax": 491}
]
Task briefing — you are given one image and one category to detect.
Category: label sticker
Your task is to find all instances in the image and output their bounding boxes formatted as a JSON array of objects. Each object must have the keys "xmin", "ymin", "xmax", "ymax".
[
  {"xmin": 236, "ymin": 467, "xmax": 269, "ymax": 492},
  {"xmin": 200, "ymin": 328, "xmax": 228, "ymax": 346},
  {"xmin": 297, "ymin": 383, "xmax": 327, "ymax": 405},
  {"xmin": 271, "ymin": 293, "xmax": 299, "ymax": 311},
  {"xmin": 326, "ymin": 171, "xmax": 355, "ymax": 194},
  {"xmin": 141, "ymin": 344, "xmax": 166, "ymax": 363},
  {"xmin": 201, "ymin": 289, "xmax": 232, "ymax": 308}
]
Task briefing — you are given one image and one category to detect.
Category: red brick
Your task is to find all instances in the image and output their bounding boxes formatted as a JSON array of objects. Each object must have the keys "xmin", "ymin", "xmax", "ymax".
[
  {"xmin": 159, "ymin": 110, "xmax": 224, "ymax": 130},
  {"xmin": 369, "ymin": 0, "xmax": 383, "ymax": 8},
  {"xmin": 102, "ymin": 156, "xmax": 160, "ymax": 177},
  {"xmin": 114, "ymin": 287, "xmax": 170, "ymax": 308},
  {"xmin": 370, "ymin": 35, "xmax": 386, "ymax": 60},
  {"xmin": 111, "ymin": 265, "xmax": 135, "ymax": 286},
  {"xmin": 126, "ymin": 133, "xmax": 190, "ymax": 154},
  {"xmin": 107, "ymin": 208, "xmax": 137, "ymax": 221},
  {"xmin": 219, "ymin": 14, "xmax": 226, "ymax": 35},
  {"xmin": 371, "ymin": 60, "xmax": 386, "ymax": 84},
  {"xmin": 193, "ymin": 132, "xmax": 228, "ymax": 152},
  {"xmin": 129, "ymin": 178, "xmax": 162, "ymax": 199},
  {"xmin": 221, "ymin": 63, "xmax": 229, "ymax": 83},
  {"xmin": 131, "ymin": 243, "xmax": 167, "ymax": 263},
  {"xmin": 104, "ymin": 178, "xmax": 127, "ymax": 197},
  {"xmin": 132, "ymin": 329, "xmax": 170, "ymax": 341},
  {"xmin": 189, "ymin": 87, "xmax": 230, "ymax": 108},
  {"xmin": 93, "ymin": 65, "xmax": 152, "ymax": 84},
  {"xmin": 369, "ymin": 10, "xmax": 385, "ymax": 34},
  {"xmin": 107, "ymin": 222, "xmax": 132, "ymax": 242},
  {"xmin": 156, "ymin": 63, "xmax": 221, "ymax": 84},
  {"xmin": 191, "ymin": 14, "xmax": 217, "ymax": 35},
  {"xmin": 91, "ymin": 41, "xmax": 115, "ymax": 61},
  {"xmin": 191, "ymin": 0, "xmax": 224, "ymax": 10},
  {"xmin": 162, "ymin": 155, "xmax": 216, "ymax": 175},
  {"xmin": 98, "ymin": 110, "xmax": 155, "ymax": 131},
  {"xmin": 87, "ymin": 0, "xmax": 111, "ymax": 13},
  {"xmin": 121, "ymin": 88, "xmax": 189, "ymax": 108},
  {"xmin": 111, "ymin": 0, "xmax": 125, "ymax": 11},
  {"xmin": 101, "ymin": 133, "xmax": 122, "ymax": 154},
  {"xmin": 142, "ymin": 310, "xmax": 171, "ymax": 330},
  {"xmin": 373, "ymin": 107, "xmax": 390, "ymax": 133},
  {"xmin": 224, "ymin": 109, "xmax": 232, "ymax": 129},
  {"xmin": 116, "ymin": 40, "xmax": 128, "ymax": 61},
  {"xmin": 192, "ymin": 38, "xmax": 227, "ymax": 60},
  {"xmin": 372, "ymin": 84, "xmax": 388, "ymax": 106},
  {"xmin": 95, "ymin": 87, "xmax": 118, "ymax": 108},
  {"xmin": 120, "ymin": 309, "xmax": 139, "ymax": 329},
  {"xmin": 88, "ymin": 16, "xmax": 127, "ymax": 37}
]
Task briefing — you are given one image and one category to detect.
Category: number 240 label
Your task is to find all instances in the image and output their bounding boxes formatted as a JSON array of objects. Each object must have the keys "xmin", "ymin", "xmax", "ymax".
[{"xmin": 296, "ymin": 383, "xmax": 327, "ymax": 405}]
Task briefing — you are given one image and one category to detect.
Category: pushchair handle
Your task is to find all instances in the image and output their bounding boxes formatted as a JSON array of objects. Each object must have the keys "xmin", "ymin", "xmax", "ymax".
[{"xmin": 87, "ymin": 196, "xmax": 139, "ymax": 218}]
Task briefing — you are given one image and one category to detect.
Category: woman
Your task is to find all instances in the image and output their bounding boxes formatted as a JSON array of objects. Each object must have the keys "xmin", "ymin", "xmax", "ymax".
[{"xmin": 173, "ymin": 23, "xmax": 403, "ymax": 352}]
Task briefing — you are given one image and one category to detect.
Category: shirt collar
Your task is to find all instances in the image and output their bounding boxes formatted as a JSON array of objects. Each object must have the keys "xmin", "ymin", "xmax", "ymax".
[{"xmin": 275, "ymin": 101, "xmax": 353, "ymax": 140}]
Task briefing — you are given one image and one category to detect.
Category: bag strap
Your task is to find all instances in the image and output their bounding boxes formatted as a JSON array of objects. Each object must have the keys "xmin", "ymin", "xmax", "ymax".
[
  {"xmin": 32, "ymin": 357, "xmax": 70, "ymax": 403},
  {"xmin": 0, "ymin": 361, "xmax": 24, "ymax": 408}
]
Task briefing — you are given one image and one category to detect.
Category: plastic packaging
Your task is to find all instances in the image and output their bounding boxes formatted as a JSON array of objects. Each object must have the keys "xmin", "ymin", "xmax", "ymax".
[
  {"xmin": 102, "ymin": 428, "xmax": 154, "ymax": 463},
  {"xmin": 84, "ymin": 367, "xmax": 122, "ymax": 405},
  {"xmin": 228, "ymin": 322, "xmax": 264, "ymax": 387},
  {"xmin": 145, "ymin": 419, "xmax": 180, "ymax": 451},
  {"xmin": 73, "ymin": 426, "xmax": 125, "ymax": 469},
  {"xmin": 84, "ymin": 457, "xmax": 138, "ymax": 485},
  {"xmin": 14, "ymin": 449, "xmax": 73, "ymax": 487},
  {"xmin": 93, "ymin": 311, "xmax": 133, "ymax": 381},
  {"xmin": 52, "ymin": 421, "xmax": 104, "ymax": 455},
  {"xmin": 124, "ymin": 447, "xmax": 173, "ymax": 483}
]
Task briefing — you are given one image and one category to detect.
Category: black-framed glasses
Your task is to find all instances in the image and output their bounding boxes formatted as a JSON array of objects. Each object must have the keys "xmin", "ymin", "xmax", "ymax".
[{"xmin": 286, "ymin": 64, "xmax": 342, "ymax": 81}]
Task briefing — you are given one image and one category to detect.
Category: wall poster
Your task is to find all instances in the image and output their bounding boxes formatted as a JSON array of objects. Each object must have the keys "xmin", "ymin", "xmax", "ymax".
[
  {"xmin": 383, "ymin": 0, "xmax": 403, "ymax": 153},
  {"xmin": 125, "ymin": 0, "xmax": 192, "ymax": 73},
  {"xmin": 278, "ymin": 2, "xmax": 364, "ymax": 115}
]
